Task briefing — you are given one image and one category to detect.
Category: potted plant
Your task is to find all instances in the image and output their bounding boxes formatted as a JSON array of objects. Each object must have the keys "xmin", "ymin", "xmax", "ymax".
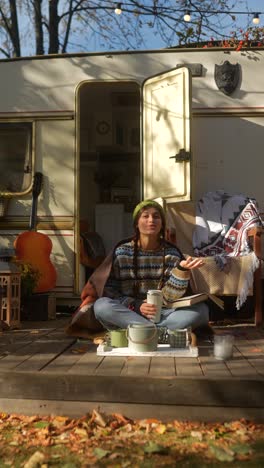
[{"xmin": 14, "ymin": 260, "xmax": 41, "ymax": 320}]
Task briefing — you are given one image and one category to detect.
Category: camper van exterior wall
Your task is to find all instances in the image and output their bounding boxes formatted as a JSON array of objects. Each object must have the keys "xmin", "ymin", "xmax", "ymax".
[{"xmin": 0, "ymin": 48, "xmax": 263, "ymax": 302}]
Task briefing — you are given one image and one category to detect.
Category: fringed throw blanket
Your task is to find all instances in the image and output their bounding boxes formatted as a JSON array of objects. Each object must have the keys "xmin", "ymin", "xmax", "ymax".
[{"xmin": 192, "ymin": 190, "xmax": 263, "ymax": 309}]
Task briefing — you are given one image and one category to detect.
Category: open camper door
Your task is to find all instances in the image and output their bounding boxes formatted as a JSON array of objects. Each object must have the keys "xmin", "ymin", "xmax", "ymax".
[{"xmin": 143, "ymin": 67, "xmax": 191, "ymax": 202}]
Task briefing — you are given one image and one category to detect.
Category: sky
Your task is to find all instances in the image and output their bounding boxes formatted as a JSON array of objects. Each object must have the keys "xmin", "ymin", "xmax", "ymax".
[
  {"xmin": 19, "ymin": 0, "xmax": 264, "ymax": 56},
  {"xmin": 81, "ymin": 0, "xmax": 264, "ymax": 53},
  {"xmin": 146, "ymin": 0, "xmax": 264, "ymax": 47}
]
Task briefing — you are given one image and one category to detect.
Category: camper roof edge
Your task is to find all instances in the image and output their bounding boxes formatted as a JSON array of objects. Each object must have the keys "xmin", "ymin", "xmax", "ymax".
[{"xmin": 1, "ymin": 45, "xmax": 264, "ymax": 64}]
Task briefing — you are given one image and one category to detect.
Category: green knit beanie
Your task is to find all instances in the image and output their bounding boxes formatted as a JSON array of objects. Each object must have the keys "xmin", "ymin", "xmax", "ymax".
[{"xmin": 132, "ymin": 200, "xmax": 166, "ymax": 226}]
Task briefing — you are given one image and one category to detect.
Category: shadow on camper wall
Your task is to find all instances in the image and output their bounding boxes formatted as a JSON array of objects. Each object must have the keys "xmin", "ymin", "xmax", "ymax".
[{"xmin": 192, "ymin": 116, "xmax": 264, "ymax": 206}]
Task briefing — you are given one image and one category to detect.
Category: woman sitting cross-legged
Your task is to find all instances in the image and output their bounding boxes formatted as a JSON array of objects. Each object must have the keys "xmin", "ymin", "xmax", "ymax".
[{"xmin": 94, "ymin": 200, "xmax": 209, "ymax": 332}]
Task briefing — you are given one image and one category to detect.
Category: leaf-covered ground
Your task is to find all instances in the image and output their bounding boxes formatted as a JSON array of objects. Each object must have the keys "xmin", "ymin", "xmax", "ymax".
[{"xmin": 0, "ymin": 410, "xmax": 264, "ymax": 467}]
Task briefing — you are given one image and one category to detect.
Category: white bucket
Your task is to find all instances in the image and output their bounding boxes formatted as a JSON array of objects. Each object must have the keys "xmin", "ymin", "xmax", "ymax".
[{"xmin": 127, "ymin": 323, "xmax": 158, "ymax": 352}]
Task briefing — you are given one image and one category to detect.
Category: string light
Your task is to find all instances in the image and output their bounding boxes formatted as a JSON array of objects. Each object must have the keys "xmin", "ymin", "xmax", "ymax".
[
  {"xmin": 253, "ymin": 13, "xmax": 260, "ymax": 25},
  {"xmin": 183, "ymin": 10, "xmax": 191, "ymax": 22},
  {"xmin": 109, "ymin": 2, "xmax": 262, "ymax": 25},
  {"xmin": 115, "ymin": 3, "xmax": 122, "ymax": 15}
]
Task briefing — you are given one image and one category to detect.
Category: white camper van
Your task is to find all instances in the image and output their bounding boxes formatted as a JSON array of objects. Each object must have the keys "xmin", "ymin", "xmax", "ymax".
[{"xmin": 0, "ymin": 47, "xmax": 263, "ymax": 305}]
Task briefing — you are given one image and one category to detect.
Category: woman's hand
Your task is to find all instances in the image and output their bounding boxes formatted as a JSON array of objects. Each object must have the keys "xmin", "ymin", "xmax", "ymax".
[
  {"xmin": 140, "ymin": 301, "xmax": 157, "ymax": 320},
  {"xmin": 180, "ymin": 256, "xmax": 204, "ymax": 270}
]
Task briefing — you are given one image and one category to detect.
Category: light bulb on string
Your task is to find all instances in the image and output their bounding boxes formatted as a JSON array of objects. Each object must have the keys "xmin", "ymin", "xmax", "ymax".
[
  {"xmin": 184, "ymin": 10, "xmax": 191, "ymax": 22},
  {"xmin": 115, "ymin": 3, "xmax": 122, "ymax": 15},
  {"xmin": 252, "ymin": 13, "xmax": 260, "ymax": 25}
]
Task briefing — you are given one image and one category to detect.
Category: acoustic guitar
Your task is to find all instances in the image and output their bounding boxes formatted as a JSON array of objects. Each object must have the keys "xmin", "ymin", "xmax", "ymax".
[{"xmin": 14, "ymin": 172, "xmax": 57, "ymax": 293}]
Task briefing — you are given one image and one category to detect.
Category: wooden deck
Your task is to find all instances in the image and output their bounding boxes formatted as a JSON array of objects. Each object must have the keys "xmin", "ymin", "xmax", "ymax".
[{"xmin": 1, "ymin": 317, "xmax": 264, "ymax": 422}]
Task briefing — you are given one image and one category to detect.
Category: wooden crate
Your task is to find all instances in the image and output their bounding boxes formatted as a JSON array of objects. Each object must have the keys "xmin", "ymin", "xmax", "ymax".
[{"xmin": 21, "ymin": 293, "xmax": 56, "ymax": 321}]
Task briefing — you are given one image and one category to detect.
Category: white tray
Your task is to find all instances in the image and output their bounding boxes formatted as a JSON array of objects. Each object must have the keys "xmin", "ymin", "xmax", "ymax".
[{"xmin": 97, "ymin": 343, "xmax": 199, "ymax": 357}]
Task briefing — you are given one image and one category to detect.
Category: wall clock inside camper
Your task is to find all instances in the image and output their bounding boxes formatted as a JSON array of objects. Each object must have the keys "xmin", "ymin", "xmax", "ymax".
[{"xmin": 96, "ymin": 120, "xmax": 110, "ymax": 135}]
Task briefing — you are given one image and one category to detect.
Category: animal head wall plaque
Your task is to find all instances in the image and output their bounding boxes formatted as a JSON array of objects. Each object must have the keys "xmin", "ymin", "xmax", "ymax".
[{"xmin": 214, "ymin": 60, "xmax": 240, "ymax": 96}]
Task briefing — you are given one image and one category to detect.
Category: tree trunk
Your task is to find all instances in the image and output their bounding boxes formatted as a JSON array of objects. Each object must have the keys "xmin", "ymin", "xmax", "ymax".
[
  {"xmin": 48, "ymin": 0, "xmax": 59, "ymax": 54},
  {"xmin": 61, "ymin": 0, "xmax": 74, "ymax": 53},
  {"xmin": 9, "ymin": 0, "xmax": 20, "ymax": 57},
  {"xmin": 33, "ymin": 0, "xmax": 44, "ymax": 55}
]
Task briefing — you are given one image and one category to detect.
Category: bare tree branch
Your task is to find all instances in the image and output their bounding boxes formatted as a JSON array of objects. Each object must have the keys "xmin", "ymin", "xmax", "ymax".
[{"xmin": 0, "ymin": 0, "xmax": 254, "ymax": 57}]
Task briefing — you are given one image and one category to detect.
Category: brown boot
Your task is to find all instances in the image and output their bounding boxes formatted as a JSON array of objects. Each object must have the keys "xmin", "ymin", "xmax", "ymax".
[{"xmin": 193, "ymin": 324, "xmax": 214, "ymax": 339}]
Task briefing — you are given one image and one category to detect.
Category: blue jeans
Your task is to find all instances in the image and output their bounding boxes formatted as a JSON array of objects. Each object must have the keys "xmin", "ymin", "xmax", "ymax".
[{"xmin": 94, "ymin": 297, "xmax": 209, "ymax": 331}]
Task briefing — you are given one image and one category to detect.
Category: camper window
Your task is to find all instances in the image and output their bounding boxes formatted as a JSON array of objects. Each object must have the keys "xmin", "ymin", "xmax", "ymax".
[{"xmin": 0, "ymin": 122, "xmax": 32, "ymax": 194}]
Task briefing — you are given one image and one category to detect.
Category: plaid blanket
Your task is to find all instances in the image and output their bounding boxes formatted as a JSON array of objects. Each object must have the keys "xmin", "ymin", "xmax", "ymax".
[
  {"xmin": 193, "ymin": 190, "xmax": 263, "ymax": 257},
  {"xmin": 192, "ymin": 191, "xmax": 263, "ymax": 309}
]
